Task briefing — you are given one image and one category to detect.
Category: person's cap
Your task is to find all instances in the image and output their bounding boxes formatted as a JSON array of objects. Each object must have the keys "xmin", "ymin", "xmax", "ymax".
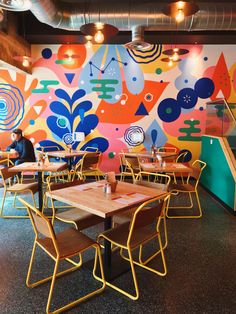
[{"xmin": 12, "ymin": 128, "xmax": 23, "ymax": 136}]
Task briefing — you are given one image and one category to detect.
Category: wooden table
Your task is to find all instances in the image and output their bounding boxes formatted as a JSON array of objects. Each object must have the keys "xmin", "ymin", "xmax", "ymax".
[
  {"xmin": 47, "ymin": 180, "xmax": 168, "ymax": 277},
  {"xmin": 120, "ymin": 151, "xmax": 178, "ymax": 160},
  {"xmin": 9, "ymin": 162, "xmax": 67, "ymax": 210},
  {"xmin": 141, "ymin": 162, "xmax": 193, "ymax": 173},
  {"xmin": 46, "ymin": 150, "xmax": 87, "ymax": 169}
]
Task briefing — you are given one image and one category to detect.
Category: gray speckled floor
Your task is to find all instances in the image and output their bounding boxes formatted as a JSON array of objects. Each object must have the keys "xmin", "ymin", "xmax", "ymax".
[{"xmin": 0, "ymin": 183, "xmax": 236, "ymax": 314}]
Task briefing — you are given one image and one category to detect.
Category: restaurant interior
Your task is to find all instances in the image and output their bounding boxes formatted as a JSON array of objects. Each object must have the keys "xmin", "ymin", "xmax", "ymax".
[{"xmin": 0, "ymin": 0, "xmax": 236, "ymax": 313}]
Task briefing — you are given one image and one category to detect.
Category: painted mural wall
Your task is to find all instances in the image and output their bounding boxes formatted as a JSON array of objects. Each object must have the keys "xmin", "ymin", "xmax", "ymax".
[{"xmin": 0, "ymin": 44, "xmax": 235, "ymax": 172}]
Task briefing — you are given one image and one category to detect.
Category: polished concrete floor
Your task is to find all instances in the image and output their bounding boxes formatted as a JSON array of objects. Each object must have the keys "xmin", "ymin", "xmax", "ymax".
[{"xmin": 0, "ymin": 183, "xmax": 236, "ymax": 314}]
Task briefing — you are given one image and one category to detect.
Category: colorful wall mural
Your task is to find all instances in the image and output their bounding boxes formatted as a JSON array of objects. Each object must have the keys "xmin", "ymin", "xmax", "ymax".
[{"xmin": 0, "ymin": 44, "xmax": 236, "ymax": 172}]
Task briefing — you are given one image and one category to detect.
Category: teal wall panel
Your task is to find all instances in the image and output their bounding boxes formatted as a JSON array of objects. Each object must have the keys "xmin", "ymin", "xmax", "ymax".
[{"xmin": 200, "ymin": 136, "xmax": 235, "ymax": 209}]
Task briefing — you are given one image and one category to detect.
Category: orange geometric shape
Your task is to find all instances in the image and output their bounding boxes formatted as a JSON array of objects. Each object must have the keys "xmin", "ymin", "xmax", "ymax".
[{"xmin": 96, "ymin": 80, "xmax": 169, "ymax": 124}]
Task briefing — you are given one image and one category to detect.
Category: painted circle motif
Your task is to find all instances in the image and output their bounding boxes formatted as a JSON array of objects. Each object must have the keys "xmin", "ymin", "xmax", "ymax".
[
  {"xmin": 108, "ymin": 152, "xmax": 115, "ymax": 158},
  {"xmin": 0, "ymin": 83, "xmax": 25, "ymax": 131},
  {"xmin": 179, "ymin": 149, "xmax": 192, "ymax": 162},
  {"xmin": 42, "ymin": 48, "xmax": 52, "ymax": 59},
  {"xmin": 62, "ymin": 133, "xmax": 74, "ymax": 145},
  {"xmin": 156, "ymin": 68, "xmax": 162, "ymax": 75},
  {"xmin": 158, "ymin": 98, "xmax": 181, "ymax": 122},
  {"xmin": 56, "ymin": 116, "xmax": 69, "ymax": 128},
  {"xmin": 194, "ymin": 78, "xmax": 214, "ymax": 99},
  {"xmin": 124, "ymin": 126, "xmax": 145, "ymax": 146},
  {"xmin": 58, "ymin": 44, "xmax": 86, "ymax": 69},
  {"xmin": 177, "ymin": 88, "xmax": 198, "ymax": 109}
]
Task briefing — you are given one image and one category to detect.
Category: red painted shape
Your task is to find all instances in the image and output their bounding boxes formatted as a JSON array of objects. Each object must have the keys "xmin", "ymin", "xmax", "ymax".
[
  {"xmin": 211, "ymin": 53, "xmax": 231, "ymax": 100},
  {"xmin": 96, "ymin": 80, "xmax": 169, "ymax": 124}
]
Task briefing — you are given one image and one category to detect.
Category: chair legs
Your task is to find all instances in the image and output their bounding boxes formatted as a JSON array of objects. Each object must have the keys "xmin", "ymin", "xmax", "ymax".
[
  {"xmin": 93, "ymin": 243, "xmax": 139, "ymax": 300},
  {"xmin": 138, "ymin": 214, "xmax": 168, "ymax": 265},
  {"xmin": 94, "ymin": 233, "xmax": 167, "ymax": 301},
  {"xmin": 27, "ymin": 240, "xmax": 105, "ymax": 314},
  {"xmin": 166, "ymin": 190, "xmax": 203, "ymax": 219},
  {"xmin": 0, "ymin": 189, "xmax": 34, "ymax": 219}
]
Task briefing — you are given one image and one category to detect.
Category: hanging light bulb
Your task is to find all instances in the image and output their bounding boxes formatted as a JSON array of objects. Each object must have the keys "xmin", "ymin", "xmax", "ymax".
[
  {"xmin": 172, "ymin": 52, "xmax": 179, "ymax": 61},
  {"xmin": 85, "ymin": 35, "xmax": 93, "ymax": 48},
  {"xmin": 22, "ymin": 56, "xmax": 30, "ymax": 67},
  {"xmin": 168, "ymin": 58, "xmax": 173, "ymax": 67},
  {"xmin": 175, "ymin": 8, "xmax": 185, "ymax": 22},
  {"xmin": 94, "ymin": 30, "xmax": 104, "ymax": 43}
]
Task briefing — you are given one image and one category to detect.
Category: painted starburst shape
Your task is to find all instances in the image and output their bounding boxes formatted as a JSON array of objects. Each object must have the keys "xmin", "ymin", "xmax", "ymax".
[
  {"xmin": 183, "ymin": 94, "xmax": 191, "ymax": 103},
  {"xmin": 107, "ymin": 67, "xmax": 116, "ymax": 76}
]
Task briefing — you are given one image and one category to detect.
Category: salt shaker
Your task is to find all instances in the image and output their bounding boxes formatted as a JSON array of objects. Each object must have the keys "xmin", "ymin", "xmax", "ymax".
[{"xmin": 106, "ymin": 183, "xmax": 111, "ymax": 194}]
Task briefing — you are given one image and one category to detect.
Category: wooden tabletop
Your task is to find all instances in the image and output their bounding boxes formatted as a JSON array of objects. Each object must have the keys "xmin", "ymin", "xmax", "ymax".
[
  {"xmin": 9, "ymin": 162, "xmax": 68, "ymax": 173},
  {"xmin": 46, "ymin": 150, "xmax": 87, "ymax": 158},
  {"xmin": 141, "ymin": 162, "xmax": 193, "ymax": 173},
  {"xmin": 0, "ymin": 151, "xmax": 19, "ymax": 158},
  {"xmin": 46, "ymin": 180, "xmax": 168, "ymax": 218},
  {"xmin": 120, "ymin": 151, "xmax": 178, "ymax": 159}
]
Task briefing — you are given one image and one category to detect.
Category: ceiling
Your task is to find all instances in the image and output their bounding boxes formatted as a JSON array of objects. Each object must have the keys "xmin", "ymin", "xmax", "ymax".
[{"xmin": 3, "ymin": 0, "xmax": 236, "ymax": 45}]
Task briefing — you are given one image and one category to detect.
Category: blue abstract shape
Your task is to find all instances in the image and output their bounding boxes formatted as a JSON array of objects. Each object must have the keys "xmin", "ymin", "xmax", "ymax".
[
  {"xmin": 144, "ymin": 120, "xmax": 168, "ymax": 150},
  {"xmin": 151, "ymin": 129, "xmax": 158, "ymax": 145},
  {"xmin": 177, "ymin": 88, "xmax": 198, "ymax": 109},
  {"xmin": 135, "ymin": 102, "xmax": 149, "ymax": 116},
  {"xmin": 55, "ymin": 89, "xmax": 86, "ymax": 110},
  {"xmin": 47, "ymin": 116, "xmax": 71, "ymax": 139},
  {"xmin": 50, "ymin": 101, "xmax": 71, "ymax": 120},
  {"xmin": 79, "ymin": 45, "xmax": 106, "ymax": 93},
  {"xmin": 194, "ymin": 78, "xmax": 215, "ymax": 99},
  {"xmin": 75, "ymin": 114, "xmax": 99, "ymax": 135},
  {"xmin": 158, "ymin": 98, "xmax": 181, "ymax": 123},
  {"xmin": 44, "ymin": 88, "xmax": 109, "ymax": 153},
  {"xmin": 117, "ymin": 45, "xmax": 144, "ymax": 95},
  {"xmin": 65, "ymin": 73, "xmax": 75, "ymax": 84},
  {"xmin": 72, "ymin": 100, "xmax": 92, "ymax": 117}
]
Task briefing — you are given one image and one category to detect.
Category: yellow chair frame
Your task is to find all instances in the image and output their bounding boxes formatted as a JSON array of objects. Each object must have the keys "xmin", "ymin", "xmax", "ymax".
[
  {"xmin": 19, "ymin": 197, "xmax": 106, "ymax": 314},
  {"xmin": 95, "ymin": 194, "xmax": 169, "ymax": 300},
  {"xmin": 72, "ymin": 152, "xmax": 103, "ymax": 181},
  {"xmin": 114, "ymin": 172, "xmax": 170, "ymax": 251},
  {"xmin": 166, "ymin": 159, "xmax": 207, "ymax": 219},
  {"xmin": 0, "ymin": 167, "xmax": 37, "ymax": 219},
  {"xmin": 167, "ymin": 151, "xmax": 188, "ymax": 184}
]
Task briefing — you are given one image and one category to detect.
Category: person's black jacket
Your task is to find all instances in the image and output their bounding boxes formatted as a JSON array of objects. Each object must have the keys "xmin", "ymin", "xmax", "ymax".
[{"xmin": 6, "ymin": 137, "xmax": 36, "ymax": 163}]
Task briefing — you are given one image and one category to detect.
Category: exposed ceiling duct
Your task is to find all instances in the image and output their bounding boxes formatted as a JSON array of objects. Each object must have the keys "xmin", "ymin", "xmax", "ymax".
[
  {"xmin": 124, "ymin": 26, "xmax": 151, "ymax": 50},
  {"xmin": 27, "ymin": 0, "xmax": 236, "ymax": 31}
]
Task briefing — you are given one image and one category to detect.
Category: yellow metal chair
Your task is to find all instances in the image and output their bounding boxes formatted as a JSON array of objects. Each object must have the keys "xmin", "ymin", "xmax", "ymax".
[
  {"xmin": 120, "ymin": 155, "xmax": 141, "ymax": 182},
  {"xmin": 72, "ymin": 152, "xmax": 103, "ymax": 181},
  {"xmin": 166, "ymin": 159, "xmax": 207, "ymax": 219},
  {"xmin": 95, "ymin": 194, "xmax": 169, "ymax": 300},
  {"xmin": 113, "ymin": 172, "xmax": 171, "ymax": 251},
  {"xmin": 0, "ymin": 166, "xmax": 37, "ymax": 218},
  {"xmin": 167, "ymin": 151, "xmax": 188, "ymax": 184},
  {"xmin": 45, "ymin": 174, "xmax": 104, "ymax": 230},
  {"xmin": 18, "ymin": 197, "xmax": 105, "ymax": 314}
]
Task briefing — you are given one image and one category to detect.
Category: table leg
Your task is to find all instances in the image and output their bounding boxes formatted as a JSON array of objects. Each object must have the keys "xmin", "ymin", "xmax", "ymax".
[
  {"xmin": 68, "ymin": 157, "xmax": 73, "ymax": 171},
  {"xmin": 38, "ymin": 172, "xmax": 43, "ymax": 211},
  {"xmin": 104, "ymin": 217, "xmax": 112, "ymax": 276}
]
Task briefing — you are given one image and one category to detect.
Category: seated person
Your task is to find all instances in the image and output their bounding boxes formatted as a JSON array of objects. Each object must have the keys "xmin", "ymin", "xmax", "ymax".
[{"xmin": 6, "ymin": 128, "xmax": 36, "ymax": 165}]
